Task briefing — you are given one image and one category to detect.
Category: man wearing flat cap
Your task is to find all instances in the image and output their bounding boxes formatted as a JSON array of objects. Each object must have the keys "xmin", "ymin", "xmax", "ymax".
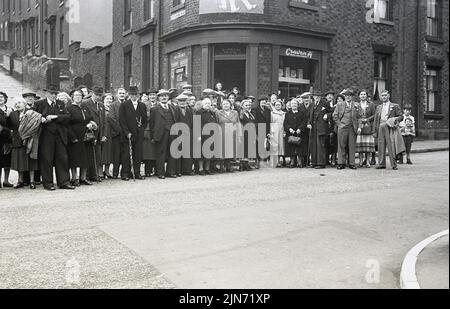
[
  {"xmin": 119, "ymin": 86, "xmax": 148, "ymax": 180},
  {"xmin": 150, "ymin": 89, "xmax": 178, "ymax": 179},
  {"xmin": 82, "ymin": 86, "xmax": 107, "ymax": 181},
  {"xmin": 307, "ymin": 90, "xmax": 331, "ymax": 169},
  {"xmin": 333, "ymin": 89, "xmax": 359, "ymax": 169},
  {"xmin": 33, "ymin": 85, "xmax": 74, "ymax": 190}
]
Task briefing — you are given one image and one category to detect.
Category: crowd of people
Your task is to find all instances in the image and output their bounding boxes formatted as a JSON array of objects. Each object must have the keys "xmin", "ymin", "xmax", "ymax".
[{"xmin": 0, "ymin": 83, "xmax": 416, "ymax": 191}]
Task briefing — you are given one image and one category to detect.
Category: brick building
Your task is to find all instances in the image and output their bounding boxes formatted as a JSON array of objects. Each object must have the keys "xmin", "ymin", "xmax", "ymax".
[{"xmin": 0, "ymin": 0, "xmax": 448, "ymax": 139}]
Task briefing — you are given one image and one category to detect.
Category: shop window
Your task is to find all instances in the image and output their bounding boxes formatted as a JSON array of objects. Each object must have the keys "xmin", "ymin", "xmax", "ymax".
[
  {"xmin": 425, "ymin": 68, "xmax": 441, "ymax": 113},
  {"xmin": 373, "ymin": 53, "xmax": 391, "ymax": 101},
  {"xmin": 278, "ymin": 46, "xmax": 320, "ymax": 99}
]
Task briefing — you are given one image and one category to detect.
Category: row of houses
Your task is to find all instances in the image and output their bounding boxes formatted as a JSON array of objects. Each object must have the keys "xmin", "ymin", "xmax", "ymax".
[{"xmin": 0, "ymin": 0, "xmax": 448, "ymax": 139}]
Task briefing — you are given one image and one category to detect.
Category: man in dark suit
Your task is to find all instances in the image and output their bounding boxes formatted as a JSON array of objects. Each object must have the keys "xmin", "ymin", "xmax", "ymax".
[
  {"xmin": 332, "ymin": 89, "xmax": 359, "ymax": 170},
  {"xmin": 109, "ymin": 88, "xmax": 127, "ymax": 179},
  {"xmin": 33, "ymin": 85, "xmax": 74, "ymax": 191},
  {"xmin": 150, "ymin": 89, "xmax": 178, "ymax": 179},
  {"xmin": 82, "ymin": 86, "xmax": 107, "ymax": 181},
  {"xmin": 373, "ymin": 90, "xmax": 404, "ymax": 170},
  {"xmin": 174, "ymin": 94, "xmax": 194, "ymax": 176},
  {"xmin": 119, "ymin": 86, "xmax": 148, "ymax": 180},
  {"xmin": 252, "ymin": 96, "xmax": 271, "ymax": 168},
  {"xmin": 307, "ymin": 90, "xmax": 331, "ymax": 169}
]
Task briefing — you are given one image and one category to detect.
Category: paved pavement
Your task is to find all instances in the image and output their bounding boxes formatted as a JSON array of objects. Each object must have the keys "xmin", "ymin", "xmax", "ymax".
[
  {"xmin": 416, "ymin": 234, "xmax": 449, "ymax": 289},
  {"xmin": 0, "ymin": 151, "xmax": 448, "ymax": 289}
]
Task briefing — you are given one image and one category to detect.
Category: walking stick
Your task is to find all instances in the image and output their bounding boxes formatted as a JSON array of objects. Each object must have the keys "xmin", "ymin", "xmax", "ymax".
[
  {"xmin": 128, "ymin": 136, "xmax": 136, "ymax": 181},
  {"xmin": 307, "ymin": 128, "xmax": 312, "ymax": 167},
  {"xmin": 92, "ymin": 140, "xmax": 99, "ymax": 183}
]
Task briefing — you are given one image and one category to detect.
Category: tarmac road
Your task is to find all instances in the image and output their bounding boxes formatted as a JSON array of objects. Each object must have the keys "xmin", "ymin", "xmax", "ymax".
[{"xmin": 1, "ymin": 151, "xmax": 448, "ymax": 289}]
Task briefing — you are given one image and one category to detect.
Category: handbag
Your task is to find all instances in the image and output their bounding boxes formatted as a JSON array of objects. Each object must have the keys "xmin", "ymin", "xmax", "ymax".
[
  {"xmin": 265, "ymin": 137, "xmax": 271, "ymax": 151},
  {"xmin": 84, "ymin": 129, "xmax": 97, "ymax": 143},
  {"xmin": 288, "ymin": 135, "xmax": 302, "ymax": 146}
]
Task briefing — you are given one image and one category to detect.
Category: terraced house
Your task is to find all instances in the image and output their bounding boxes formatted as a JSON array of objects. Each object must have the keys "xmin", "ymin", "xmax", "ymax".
[{"xmin": 0, "ymin": 0, "xmax": 448, "ymax": 139}]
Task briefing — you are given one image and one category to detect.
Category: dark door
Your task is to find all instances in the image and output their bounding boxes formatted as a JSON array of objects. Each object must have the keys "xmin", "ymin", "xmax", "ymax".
[{"xmin": 214, "ymin": 60, "xmax": 246, "ymax": 94}]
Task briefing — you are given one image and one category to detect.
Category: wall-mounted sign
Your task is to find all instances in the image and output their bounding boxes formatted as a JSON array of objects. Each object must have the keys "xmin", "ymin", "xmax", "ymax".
[
  {"xmin": 280, "ymin": 47, "xmax": 320, "ymax": 60},
  {"xmin": 214, "ymin": 44, "xmax": 247, "ymax": 56},
  {"xmin": 170, "ymin": 49, "xmax": 188, "ymax": 90},
  {"xmin": 171, "ymin": 9, "xmax": 186, "ymax": 21},
  {"xmin": 199, "ymin": 0, "xmax": 265, "ymax": 14}
]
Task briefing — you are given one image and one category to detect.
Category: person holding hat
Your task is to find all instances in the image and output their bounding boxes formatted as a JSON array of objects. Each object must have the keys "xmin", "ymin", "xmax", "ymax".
[
  {"xmin": 333, "ymin": 89, "xmax": 359, "ymax": 170},
  {"xmin": 150, "ymin": 89, "xmax": 178, "ymax": 179},
  {"xmin": 0, "ymin": 91, "xmax": 13, "ymax": 188},
  {"xmin": 174, "ymin": 93, "xmax": 195, "ymax": 176},
  {"xmin": 307, "ymin": 90, "xmax": 331, "ymax": 169},
  {"xmin": 398, "ymin": 104, "xmax": 415, "ymax": 165},
  {"xmin": 252, "ymin": 96, "xmax": 271, "ymax": 168},
  {"xmin": 119, "ymin": 86, "xmax": 148, "ymax": 180},
  {"xmin": 142, "ymin": 88, "xmax": 158, "ymax": 177},
  {"xmin": 33, "ymin": 85, "xmax": 74, "ymax": 190},
  {"xmin": 82, "ymin": 86, "xmax": 107, "ymax": 181},
  {"xmin": 373, "ymin": 90, "xmax": 404, "ymax": 170}
]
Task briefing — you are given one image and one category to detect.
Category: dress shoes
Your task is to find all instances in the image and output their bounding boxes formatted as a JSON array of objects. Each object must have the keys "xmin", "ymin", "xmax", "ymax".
[
  {"xmin": 136, "ymin": 175, "xmax": 146, "ymax": 180},
  {"xmin": 349, "ymin": 166, "xmax": 357, "ymax": 170},
  {"xmin": 80, "ymin": 180, "xmax": 93, "ymax": 186},
  {"xmin": 14, "ymin": 182, "xmax": 26, "ymax": 189},
  {"xmin": 2, "ymin": 182, "xmax": 13, "ymax": 188},
  {"xmin": 44, "ymin": 186, "xmax": 56, "ymax": 191},
  {"xmin": 60, "ymin": 185, "xmax": 76, "ymax": 190},
  {"xmin": 71, "ymin": 180, "xmax": 81, "ymax": 187},
  {"xmin": 158, "ymin": 175, "xmax": 166, "ymax": 179},
  {"xmin": 392, "ymin": 166, "xmax": 398, "ymax": 170},
  {"xmin": 376, "ymin": 166, "xmax": 386, "ymax": 170},
  {"xmin": 122, "ymin": 177, "xmax": 130, "ymax": 181},
  {"xmin": 337, "ymin": 165, "xmax": 345, "ymax": 170},
  {"xmin": 315, "ymin": 166, "xmax": 326, "ymax": 169},
  {"xmin": 30, "ymin": 183, "xmax": 36, "ymax": 190},
  {"xmin": 168, "ymin": 175, "xmax": 177, "ymax": 179},
  {"xmin": 407, "ymin": 160, "xmax": 413, "ymax": 165}
]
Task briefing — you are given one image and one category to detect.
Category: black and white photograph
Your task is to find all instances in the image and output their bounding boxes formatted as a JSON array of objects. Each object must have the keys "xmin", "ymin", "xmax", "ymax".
[{"xmin": 0, "ymin": 0, "xmax": 448, "ymax": 295}]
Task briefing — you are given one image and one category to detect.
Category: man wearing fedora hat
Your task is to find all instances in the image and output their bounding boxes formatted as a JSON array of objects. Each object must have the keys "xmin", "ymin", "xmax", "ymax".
[
  {"xmin": 119, "ymin": 86, "xmax": 148, "ymax": 180},
  {"xmin": 82, "ymin": 86, "xmax": 107, "ymax": 181},
  {"xmin": 150, "ymin": 89, "xmax": 178, "ymax": 179},
  {"xmin": 33, "ymin": 85, "xmax": 74, "ymax": 190},
  {"xmin": 307, "ymin": 90, "xmax": 331, "ymax": 169},
  {"xmin": 332, "ymin": 89, "xmax": 359, "ymax": 170}
]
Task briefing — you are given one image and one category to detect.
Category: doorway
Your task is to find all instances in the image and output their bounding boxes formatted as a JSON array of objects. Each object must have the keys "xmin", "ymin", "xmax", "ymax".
[{"xmin": 214, "ymin": 59, "xmax": 246, "ymax": 95}]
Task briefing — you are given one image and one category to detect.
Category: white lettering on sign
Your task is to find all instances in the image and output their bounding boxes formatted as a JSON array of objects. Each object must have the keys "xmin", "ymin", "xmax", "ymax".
[
  {"xmin": 285, "ymin": 48, "xmax": 314, "ymax": 59},
  {"xmin": 171, "ymin": 9, "xmax": 186, "ymax": 21}
]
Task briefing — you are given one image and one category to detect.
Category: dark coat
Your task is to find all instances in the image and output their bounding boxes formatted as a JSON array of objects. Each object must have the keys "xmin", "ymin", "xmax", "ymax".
[
  {"xmin": 252, "ymin": 106, "xmax": 271, "ymax": 137},
  {"xmin": 308, "ymin": 99, "xmax": 330, "ymax": 136},
  {"xmin": 108, "ymin": 101, "xmax": 123, "ymax": 138},
  {"xmin": 119, "ymin": 99, "xmax": 148, "ymax": 142},
  {"xmin": 149, "ymin": 104, "xmax": 178, "ymax": 143},
  {"xmin": 284, "ymin": 111, "xmax": 304, "ymax": 156},
  {"xmin": 240, "ymin": 110, "xmax": 256, "ymax": 159},
  {"xmin": 67, "ymin": 104, "xmax": 94, "ymax": 168},
  {"xmin": 81, "ymin": 98, "xmax": 106, "ymax": 139},
  {"xmin": 33, "ymin": 98, "xmax": 70, "ymax": 145},
  {"xmin": 7, "ymin": 110, "xmax": 23, "ymax": 148}
]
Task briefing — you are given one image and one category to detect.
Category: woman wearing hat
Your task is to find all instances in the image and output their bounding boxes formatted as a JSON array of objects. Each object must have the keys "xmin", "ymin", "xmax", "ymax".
[
  {"xmin": 216, "ymin": 99, "xmax": 239, "ymax": 173},
  {"xmin": 356, "ymin": 90, "xmax": 376, "ymax": 168},
  {"xmin": 67, "ymin": 90, "xmax": 96, "ymax": 186},
  {"xmin": 284, "ymin": 99, "xmax": 304, "ymax": 168},
  {"xmin": 270, "ymin": 100, "xmax": 286, "ymax": 168},
  {"xmin": 0, "ymin": 91, "xmax": 13, "ymax": 188},
  {"xmin": 239, "ymin": 99, "xmax": 257, "ymax": 171},
  {"xmin": 8, "ymin": 98, "xmax": 41, "ymax": 189},
  {"xmin": 101, "ymin": 93, "xmax": 115, "ymax": 178}
]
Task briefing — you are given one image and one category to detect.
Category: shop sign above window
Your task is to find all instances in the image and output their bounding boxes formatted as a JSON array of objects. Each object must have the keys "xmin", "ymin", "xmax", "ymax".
[
  {"xmin": 199, "ymin": 0, "xmax": 265, "ymax": 14},
  {"xmin": 214, "ymin": 45, "xmax": 247, "ymax": 56},
  {"xmin": 281, "ymin": 47, "xmax": 320, "ymax": 60}
]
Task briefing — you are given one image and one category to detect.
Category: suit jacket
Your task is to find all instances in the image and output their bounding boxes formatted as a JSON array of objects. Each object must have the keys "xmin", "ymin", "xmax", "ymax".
[
  {"xmin": 332, "ymin": 101, "xmax": 359, "ymax": 133},
  {"xmin": 108, "ymin": 101, "xmax": 123, "ymax": 138},
  {"xmin": 373, "ymin": 102, "xmax": 403, "ymax": 137},
  {"xmin": 33, "ymin": 98, "xmax": 70, "ymax": 145},
  {"xmin": 7, "ymin": 110, "xmax": 23, "ymax": 148},
  {"xmin": 149, "ymin": 104, "xmax": 178, "ymax": 143},
  {"xmin": 308, "ymin": 99, "xmax": 331, "ymax": 136},
  {"xmin": 81, "ymin": 98, "xmax": 106, "ymax": 139},
  {"xmin": 119, "ymin": 99, "xmax": 148, "ymax": 142},
  {"xmin": 176, "ymin": 106, "xmax": 194, "ymax": 129}
]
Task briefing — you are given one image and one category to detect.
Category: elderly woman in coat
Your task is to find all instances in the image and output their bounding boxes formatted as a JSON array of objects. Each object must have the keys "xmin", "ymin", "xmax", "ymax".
[
  {"xmin": 216, "ymin": 99, "xmax": 239, "ymax": 173},
  {"xmin": 8, "ymin": 98, "xmax": 41, "ymax": 189},
  {"xmin": 270, "ymin": 99, "xmax": 286, "ymax": 168}
]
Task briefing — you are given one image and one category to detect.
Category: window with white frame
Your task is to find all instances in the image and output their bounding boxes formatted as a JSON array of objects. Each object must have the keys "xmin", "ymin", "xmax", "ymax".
[
  {"xmin": 426, "ymin": 0, "xmax": 440, "ymax": 37},
  {"xmin": 425, "ymin": 68, "xmax": 440, "ymax": 113},
  {"xmin": 373, "ymin": 0, "xmax": 391, "ymax": 21},
  {"xmin": 373, "ymin": 53, "xmax": 391, "ymax": 101}
]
